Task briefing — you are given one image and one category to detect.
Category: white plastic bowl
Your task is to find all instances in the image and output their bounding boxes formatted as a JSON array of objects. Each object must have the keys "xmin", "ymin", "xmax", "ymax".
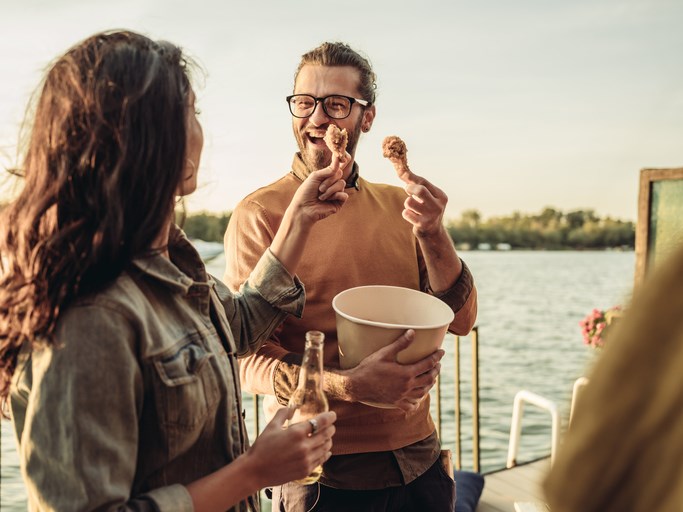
[{"xmin": 332, "ymin": 285, "xmax": 454, "ymax": 369}]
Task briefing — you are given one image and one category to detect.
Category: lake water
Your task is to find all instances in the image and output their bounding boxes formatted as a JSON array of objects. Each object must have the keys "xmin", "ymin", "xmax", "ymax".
[{"xmin": 0, "ymin": 250, "xmax": 635, "ymax": 509}]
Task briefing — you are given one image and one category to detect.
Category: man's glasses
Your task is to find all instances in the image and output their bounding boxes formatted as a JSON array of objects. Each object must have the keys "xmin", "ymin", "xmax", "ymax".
[{"xmin": 286, "ymin": 94, "xmax": 370, "ymax": 120}]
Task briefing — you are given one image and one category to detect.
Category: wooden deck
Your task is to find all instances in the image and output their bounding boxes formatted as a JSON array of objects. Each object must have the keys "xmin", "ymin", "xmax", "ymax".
[{"xmin": 477, "ymin": 458, "xmax": 551, "ymax": 512}]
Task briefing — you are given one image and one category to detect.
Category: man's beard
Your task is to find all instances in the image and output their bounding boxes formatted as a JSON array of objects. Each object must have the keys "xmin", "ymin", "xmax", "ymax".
[{"xmin": 294, "ymin": 118, "xmax": 362, "ymax": 175}]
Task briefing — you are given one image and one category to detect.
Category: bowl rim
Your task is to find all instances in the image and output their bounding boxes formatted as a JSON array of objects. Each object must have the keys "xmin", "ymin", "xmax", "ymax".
[{"xmin": 332, "ymin": 285, "xmax": 455, "ymax": 330}]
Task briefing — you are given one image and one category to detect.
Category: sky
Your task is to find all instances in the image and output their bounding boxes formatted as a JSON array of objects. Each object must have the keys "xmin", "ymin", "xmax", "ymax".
[{"xmin": 0, "ymin": 0, "xmax": 681, "ymax": 222}]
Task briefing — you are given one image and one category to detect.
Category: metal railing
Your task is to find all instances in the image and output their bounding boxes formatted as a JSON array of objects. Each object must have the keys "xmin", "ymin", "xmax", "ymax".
[
  {"xmin": 250, "ymin": 326, "xmax": 482, "ymax": 472},
  {"xmin": 569, "ymin": 376, "xmax": 590, "ymax": 423},
  {"xmin": 505, "ymin": 376, "xmax": 591, "ymax": 469},
  {"xmin": 447, "ymin": 326, "xmax": 480, "ymax": 472},
  {"xmin": 506, "ymin": 389, "xmax": 561, "ymax": 468}
]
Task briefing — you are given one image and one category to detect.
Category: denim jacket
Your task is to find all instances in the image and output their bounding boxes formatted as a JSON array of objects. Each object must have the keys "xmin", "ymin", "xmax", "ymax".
[{"xmin": 10, "ymin": 226, "xmax": 304, "ymax": 511}]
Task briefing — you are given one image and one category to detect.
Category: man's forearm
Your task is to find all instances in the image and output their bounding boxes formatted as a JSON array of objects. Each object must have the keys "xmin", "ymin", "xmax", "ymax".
[
  {"xmin": 416, "ymin": 225, "xmax": 463, "ymax": 293},
  {"xmin": 273, "ymin": 359, "xmax": 354, "ymax": 403},
  {"xmin": 323, "ymin": 367, "xmax": 353, "ymax": 401}
]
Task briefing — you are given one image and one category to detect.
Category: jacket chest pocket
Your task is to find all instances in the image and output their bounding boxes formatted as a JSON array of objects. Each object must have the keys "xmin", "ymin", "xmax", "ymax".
[{"xmin": 152, "ymin": 334, "xmax": 221, "ymax": 456}]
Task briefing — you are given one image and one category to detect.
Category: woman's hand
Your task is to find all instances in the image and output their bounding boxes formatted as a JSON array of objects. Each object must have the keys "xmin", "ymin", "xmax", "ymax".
[
  {"xmin": 185, "ymin": 408, "xmax": 336, "ymax": 511},
  {"xmin": 290, "ymin": 152, "xmax": 350, "ymax": 226},
  {"xmin": 270, "ymin": 152, "xmax": 350, "ymax": 274},
  {"xmin": 245, "ymin": 408, "xmax": 336, "ymax": 488}
]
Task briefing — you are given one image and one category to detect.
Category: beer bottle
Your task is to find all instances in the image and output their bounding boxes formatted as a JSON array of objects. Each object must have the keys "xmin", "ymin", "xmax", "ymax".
[{"xmin": 287, "ymin": 330, "xmax": 329, "ymax": 484}]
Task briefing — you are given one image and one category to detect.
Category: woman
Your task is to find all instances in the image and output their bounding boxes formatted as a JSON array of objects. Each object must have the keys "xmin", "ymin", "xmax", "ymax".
[{"xmin": 0, "ymin": 30, "xmax": 347, "ymax": 511}]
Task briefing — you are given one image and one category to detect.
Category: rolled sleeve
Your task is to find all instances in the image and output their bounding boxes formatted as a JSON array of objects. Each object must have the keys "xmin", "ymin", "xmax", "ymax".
[
  {"xmin": 427, "ymin": 259, "xmax": 477, "ymax": 335},
  {"xmin": 273, "ymin": 352, "xmax": 304, "ymax": 405},
  {"xmin": 248, "ymin": 248, "xmax": 305, "ymax": 318},
  {"xmin": 430, "ymin": 258, "xmax": 474, "ymax": 311}
]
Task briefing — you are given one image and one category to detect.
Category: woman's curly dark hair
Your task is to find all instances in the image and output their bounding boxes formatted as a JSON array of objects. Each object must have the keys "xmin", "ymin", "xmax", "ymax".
[{"xmin": 0, "ymin": 30, "xmax": 193, "ymax": 411}]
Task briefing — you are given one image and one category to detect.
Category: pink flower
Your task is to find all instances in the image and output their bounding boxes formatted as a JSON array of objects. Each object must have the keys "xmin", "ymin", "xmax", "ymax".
[{"xmin": 580, "ymin": 305, "xmax": 622, "ymax": 349}]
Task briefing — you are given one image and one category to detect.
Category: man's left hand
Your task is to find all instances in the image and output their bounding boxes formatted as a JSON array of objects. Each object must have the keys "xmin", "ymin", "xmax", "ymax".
[{"xmin": 395, "ymin": 166, "xmax": 449, "ymax": 239}]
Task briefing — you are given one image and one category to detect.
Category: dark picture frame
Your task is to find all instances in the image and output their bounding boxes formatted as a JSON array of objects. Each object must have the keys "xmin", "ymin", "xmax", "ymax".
[{"xmin": 635, "ymin": 167, "xmax": 683, "ymax": 288}]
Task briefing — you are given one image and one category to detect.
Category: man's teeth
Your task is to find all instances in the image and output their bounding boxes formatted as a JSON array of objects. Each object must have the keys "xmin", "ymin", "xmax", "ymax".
[{"xmin": 308, "ymin": 133, "xmax": 326, "ymax": 143}]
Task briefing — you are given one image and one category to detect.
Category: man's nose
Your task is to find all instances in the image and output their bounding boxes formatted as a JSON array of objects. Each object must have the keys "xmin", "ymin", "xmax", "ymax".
[{"xmin": 308, "ymin": 100, "xmax": 331, "ymax": 127}]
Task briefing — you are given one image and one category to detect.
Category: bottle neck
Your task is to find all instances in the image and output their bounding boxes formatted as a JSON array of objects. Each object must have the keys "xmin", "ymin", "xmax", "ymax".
[{"xmin": 297, "ymin": 339, "xmax": 324, "ymax": 391}]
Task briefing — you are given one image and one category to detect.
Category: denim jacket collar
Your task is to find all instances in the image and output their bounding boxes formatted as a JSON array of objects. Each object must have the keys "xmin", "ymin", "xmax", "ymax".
[{"xmin": 130, "ymin": 225, "xmax": 214, "ymax": 294}]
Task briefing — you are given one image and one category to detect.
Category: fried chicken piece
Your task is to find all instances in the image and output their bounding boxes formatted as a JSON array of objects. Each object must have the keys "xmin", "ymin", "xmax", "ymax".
[
  {"xmin": 324, "ymin": 125, "xmax": 348, "ymax": 159},
  {"xmin": 382, "ymin": 135, "xmax": 409, "ymax": 173}
]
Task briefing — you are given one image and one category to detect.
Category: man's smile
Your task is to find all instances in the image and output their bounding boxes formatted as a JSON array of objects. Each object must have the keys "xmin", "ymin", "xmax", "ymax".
[{"xmin": 305, "ymin": 129, "xmax": 329, "ymax": 148}]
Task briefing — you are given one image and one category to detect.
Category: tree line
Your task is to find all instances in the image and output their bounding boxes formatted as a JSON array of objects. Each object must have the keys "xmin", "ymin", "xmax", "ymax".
[
  {"xmin": 177, "ymin": 207, "xmax": 634, "ymax": 250},
  {"xmin": 175, "ymin": 210, "xmax": 232, "ymax": 243},
  {"xmin": 447, "ymin": 207, "xmax": 634, "ymax": 249},
  {"xmin": 0, "ymin": 202, "xmax": 634, "ymax": 250}
]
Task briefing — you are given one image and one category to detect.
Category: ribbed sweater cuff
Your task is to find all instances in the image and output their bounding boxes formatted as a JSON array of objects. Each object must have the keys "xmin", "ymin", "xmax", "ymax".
[{"xmin": 430, "ymin": 258, "xmax": 474, "ymax": 311}]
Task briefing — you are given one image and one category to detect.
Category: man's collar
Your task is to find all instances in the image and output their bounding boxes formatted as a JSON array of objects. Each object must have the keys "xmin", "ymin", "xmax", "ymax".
[
  {"xmin": 291, "ymin": 152, "xmax": 360, "ymax": 190},
  {"xmin": 346, "ymin": 164, "xmax": 360, "ymax": 190}
]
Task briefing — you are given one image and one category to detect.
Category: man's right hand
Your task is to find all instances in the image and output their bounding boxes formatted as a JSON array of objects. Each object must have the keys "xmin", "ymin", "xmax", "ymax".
[{"xmin": 344, "ymin": 329, "xmax": 445, "ymax": 413}]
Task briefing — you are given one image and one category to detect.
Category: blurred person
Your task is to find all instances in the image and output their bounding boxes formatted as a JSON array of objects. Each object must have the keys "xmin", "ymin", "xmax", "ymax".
[
  {"xmin": 224, "ymin": 42, "xmax": 477, "ymax": 511},
  {"xmin": 0, "ymin": 30, "xmax": 349, "ymax": 511},
  {"xmin": 544, "ymin": 244, "xmax": 683, "ymax": 511}
]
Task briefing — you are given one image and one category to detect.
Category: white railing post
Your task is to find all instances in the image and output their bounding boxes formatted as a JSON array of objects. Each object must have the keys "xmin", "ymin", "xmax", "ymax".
[
  {"xmin": 570, "ymin": 377, "xmax": 590, "ymax": 423},
  {"xmin": 506, "ymin": 390, "xmax": 560, "ymax": 468}
]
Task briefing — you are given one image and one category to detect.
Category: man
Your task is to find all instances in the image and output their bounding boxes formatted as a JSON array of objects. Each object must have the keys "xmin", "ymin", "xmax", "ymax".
[{"xmin": 224, "ymin": 42, "xmax": 477, "ymax": 511}]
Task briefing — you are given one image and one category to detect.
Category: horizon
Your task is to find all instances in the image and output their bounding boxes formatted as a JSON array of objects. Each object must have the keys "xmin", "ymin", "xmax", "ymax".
[
  {"xmin": 2, "ymin": 0, "xmax": 682, "ymax": 222},
  {"xmin": 179, "ymin": 203, "xmax": 637, "ymax": 223}
]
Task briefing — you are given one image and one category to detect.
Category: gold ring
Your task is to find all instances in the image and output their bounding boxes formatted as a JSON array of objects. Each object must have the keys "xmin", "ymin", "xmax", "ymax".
[{"xmin": 308, "ymin": 418, "xmax": 319, "ymax": 436}]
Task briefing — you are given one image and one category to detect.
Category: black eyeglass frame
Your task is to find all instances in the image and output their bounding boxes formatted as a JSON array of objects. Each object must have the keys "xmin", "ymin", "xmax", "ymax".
[{"xmin": 285, "ymin": 94, "xmax": 370, "ymax": 119}]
